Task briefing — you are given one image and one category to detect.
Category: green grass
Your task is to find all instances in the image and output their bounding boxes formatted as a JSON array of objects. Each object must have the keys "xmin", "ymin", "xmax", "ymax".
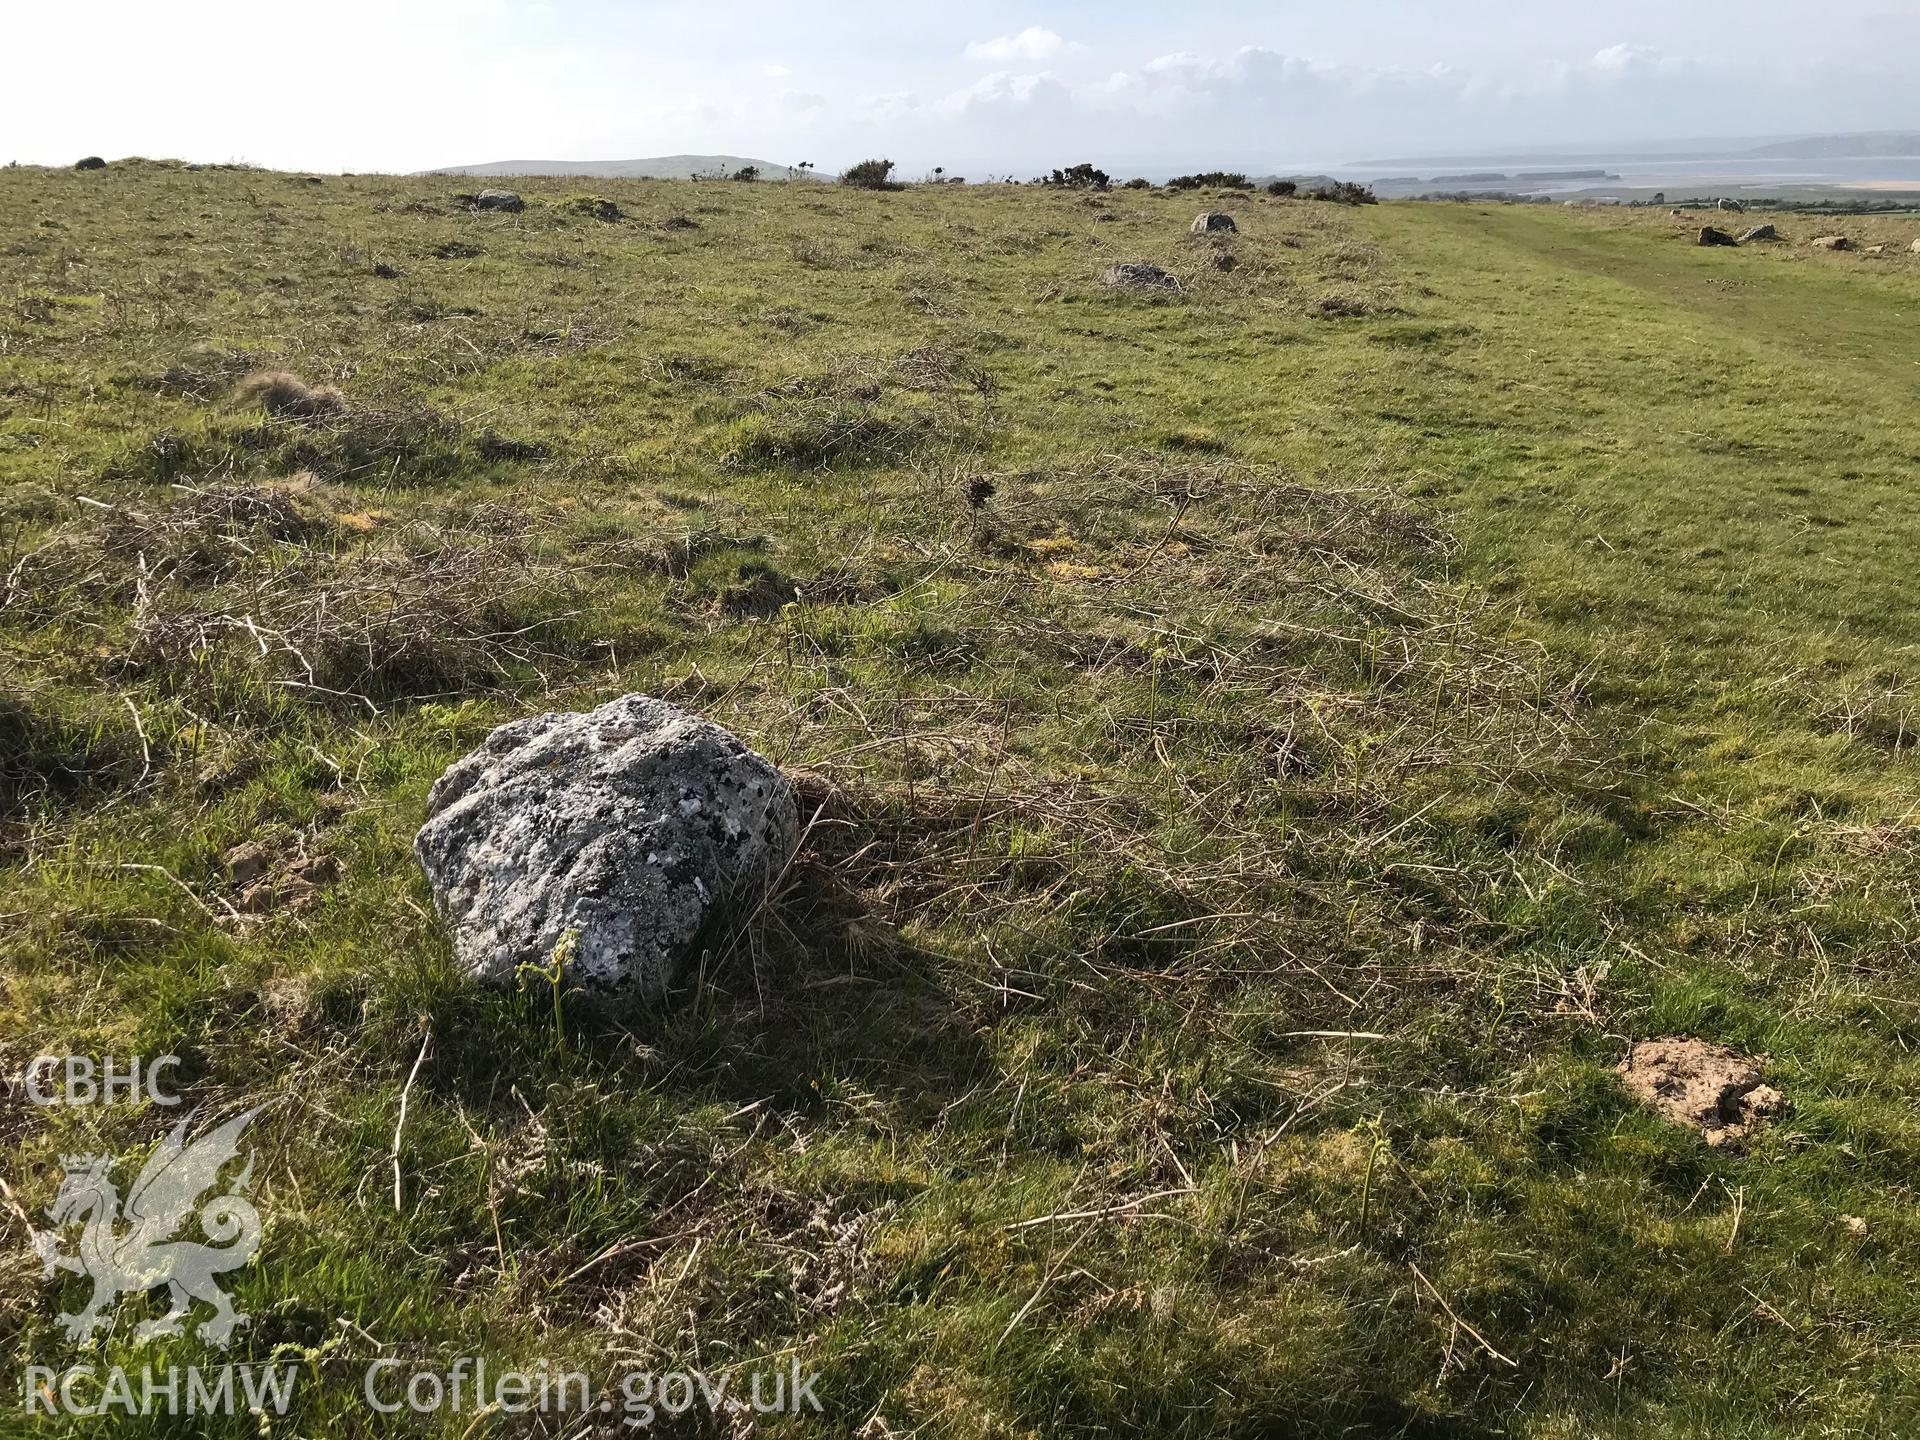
[{"xmin": 3, "ymin": 163, "xmax": 1919, "ymax": 1437}]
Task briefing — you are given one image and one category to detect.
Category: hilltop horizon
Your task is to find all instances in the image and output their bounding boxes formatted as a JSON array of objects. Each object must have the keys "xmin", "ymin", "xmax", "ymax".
[
  {"xmin": 420, "ymin": 153, "xmax": 821, "ymax": 181},
  {"xmin": 387, "ymin": 130, "xmax": 1920, "ymax": 189}
]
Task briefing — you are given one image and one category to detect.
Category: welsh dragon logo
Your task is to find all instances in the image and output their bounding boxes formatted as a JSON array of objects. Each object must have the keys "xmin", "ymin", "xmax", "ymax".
[{"xmin": 29, "ymin": 1107, "xmax": 265, "ymax": 1347}]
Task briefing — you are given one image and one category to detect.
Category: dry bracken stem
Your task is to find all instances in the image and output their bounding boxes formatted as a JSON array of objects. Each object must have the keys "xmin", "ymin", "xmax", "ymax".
[
  {"xmin": 390, "ymin": 1023, "xmax": 434, "ymax": 1214},
  {"xmin": 1409, "ymin": 1262, "xmax": 1519, "ymax": 1369}
]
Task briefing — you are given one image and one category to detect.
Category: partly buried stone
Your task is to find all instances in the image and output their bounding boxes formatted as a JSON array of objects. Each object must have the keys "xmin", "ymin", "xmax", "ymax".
[
  {"xmin": 1617, "ymin": 1037, "xmax": 1786, "ymax": 1147},
  {"xmin": 1190, "ymin": 211, "xmax": 1237, "ymax": 234},
  {"xmin": 1911, "ymin": 239, "xmax": 1920, "ymax": 255},
  {"xmin": 222, "ymin": 838, "xmax": 338, "ymax": 916},
  {"xmin": 1738, "ymin": 224, "xmax": 1779, "ymax": 243},
  {"xmin": 1697, "ymin": 226, "xmax": 1739, "ymax": 248},
  {"xmin": 473, "ymin": 188, "xmax": 524, "ymax": 213},
  {"xmin": 414, "ymin": 694, "xmax": 798, "ymax": 998},
  {"xmin": 1811, "ymin": 234, "xmax": 1851, "ymax": 251},
  {"xmin": 1101, "ymin": 262, "xmax": 1179, "ymax": 289}
]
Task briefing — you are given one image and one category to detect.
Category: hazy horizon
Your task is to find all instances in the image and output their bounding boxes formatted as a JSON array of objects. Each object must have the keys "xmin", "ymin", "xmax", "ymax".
[{"xmin": 6, "ymin": 2, "xmax": 1918, "ymax": 175}]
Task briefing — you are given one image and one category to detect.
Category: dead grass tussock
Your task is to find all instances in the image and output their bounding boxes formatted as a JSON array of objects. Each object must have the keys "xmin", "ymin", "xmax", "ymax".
[
  {"xmin": 717, "ymin": 404, "xmax": 952, "ymax": 471},
  {"xmin": 102, "ymin": 397, "xmax": 546, "ymax": 487},
  {"xmin": 893, "ymin": 342, "xmax": 998, "ymax": 396},
  {"xmin": 236, "ymin": 369, "xmax": 346, "ymax": 422},
  {"xmin": 1817, "ymin": 677, "xmax": 1917, "ymax": 752},
  {"xmin": 3, "ymin": 478, "xmax": 363, "ymax": 617},
  {"xmin": 126, "ymin": 532, "xmax": 577, "ymax": 712},
  {"xmin": 1308, "ymin": 292, "xmax": 1410, "ymax": 320},
  {"xmin": 140, "ymin": 348, "xmax": 261, "ymax": 399},
  {"xmin": 789, "ymin": 238, "xmax": 845, "ymax": 268},
  {"xmin": 716, "ymin": 357, "xmax": 989, "ymax": 472},
  {"xmin": 713, "ymin": 346, "xmax": 999, "ymax": 471},
  {"xmin": 7, "ymin": 484, "xmax": 581, "ymax": 715}
]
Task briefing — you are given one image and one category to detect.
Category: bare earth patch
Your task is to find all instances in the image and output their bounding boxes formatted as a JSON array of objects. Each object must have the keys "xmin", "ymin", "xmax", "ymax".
[
  {"xmin": 1618, "ymin": 1037, "xmax": 1786, "ymax": 1147},
  {"xmin": 224, "ymin": 839, "xmax": 340, "ymax": 916}
]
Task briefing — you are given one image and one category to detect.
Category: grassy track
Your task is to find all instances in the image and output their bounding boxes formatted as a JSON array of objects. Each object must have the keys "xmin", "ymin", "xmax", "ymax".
[{"xmin": 2, "ymin": 165, "xmax": 1918, "ymax": 1437}]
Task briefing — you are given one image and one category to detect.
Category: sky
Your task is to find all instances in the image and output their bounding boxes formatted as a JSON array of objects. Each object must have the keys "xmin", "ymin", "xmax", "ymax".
[{"xmin": 4, "ymin": 1, "xmax": 1918, "ymax": 174}]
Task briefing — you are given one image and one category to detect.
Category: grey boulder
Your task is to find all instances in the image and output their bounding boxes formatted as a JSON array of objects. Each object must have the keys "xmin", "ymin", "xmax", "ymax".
[
  {"xmin": 474, "ymin": 188, "xmax": 524, "ymax": 212},
  {"xmin": 1738, "ymin": 224, "xmax": 1780, "ymax": 242},
  {"xmin": 415, "ymin": 694, "xmax": 798, "ymax": 997},
  {"xmin": 1190, "ymin": 211, "xmax": 1237, "ymax": 234}
]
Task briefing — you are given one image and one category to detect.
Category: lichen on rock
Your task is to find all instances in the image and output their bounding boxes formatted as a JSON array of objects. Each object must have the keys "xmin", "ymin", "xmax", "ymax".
[{"xmin": 414, "ymin": 694, "xmax": 798, "ymax": 998}]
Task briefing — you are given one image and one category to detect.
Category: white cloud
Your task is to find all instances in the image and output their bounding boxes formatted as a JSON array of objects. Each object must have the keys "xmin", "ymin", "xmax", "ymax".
[
  {"xmin": 964, "ymin": 27, "xmax": 1083, "ymax": 63},
  {"xmin": 1592, "ymin": 43, "xmax": 1642, "ymax": 74},
  {"xmin": 945, "ymin": 70, "xmax": 1067, "ymax": 111},
  {"xmin": 855, "ymin": 92, "xmax": 925, "ymax": 126},
  {"xmin": 762, "ymin": 63, "xmax": 791, "ymax": 78},
  {"xmin": 876, "ymin": 37, "xmax": 1914, "ymax": 174},
  {"xmin": 774, "ymin": 89, "xmax": 827, "ymax": 116},
  {"xmin": 1589, "ymin": 43, "xmax": 1678, "ymax": 78},
  {"xmin": 1082, "ymin": 47, "xmax": 1347, "ymax": 118}
]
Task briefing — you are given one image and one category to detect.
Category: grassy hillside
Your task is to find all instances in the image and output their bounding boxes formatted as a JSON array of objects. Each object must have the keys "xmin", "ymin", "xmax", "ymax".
[{"xmin": 3, "ymin": 162, "xmax": 1919, "ymax": 1437}]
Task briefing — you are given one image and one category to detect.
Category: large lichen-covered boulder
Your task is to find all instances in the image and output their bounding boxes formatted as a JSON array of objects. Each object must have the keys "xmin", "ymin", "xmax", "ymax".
[
  {"xmin": 1190, "ymin": 211, "xmax": 1237, "ymax": 234},
  {"xmin": 415, "ymin": 695, "xmax": 798, "ymax": 997},
  {"xmin": 473, "ymin": 188, "xmax": 524, "ymax": 212}
]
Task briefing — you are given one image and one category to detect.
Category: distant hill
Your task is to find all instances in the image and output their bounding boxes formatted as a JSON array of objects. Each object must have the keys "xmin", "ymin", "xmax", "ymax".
[
  {"xmin": 1741, "ymin": 132, "xmax": 1920, "ymax": 160},
  {"xmin": 1429, "ymin": 169, "xmax": 1618, "ymax": 186},
  {"xmin": 420, "ymin": 154, "xmax": 816, "ymax": 180}
]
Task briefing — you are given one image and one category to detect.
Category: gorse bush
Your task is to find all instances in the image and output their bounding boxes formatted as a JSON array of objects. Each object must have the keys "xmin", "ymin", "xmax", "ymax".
[
  {"xmin": 1169, "ymin": 171, "xmax": 1253, "ymax": 191},
  {"xmin": 1040, "ymin": 163, "xmax": 1110, "ymax": 191},
  {"xmin": 840, "ymin": 158, "xmax": 899, "ymax": 190},
  {"xmin": 1266, "ymin": 180, "xmax": 1298, "ymax": 197},
  {"xmin": 1310, "ymin": 180, "xmax": 1379, "ymax": 206}
]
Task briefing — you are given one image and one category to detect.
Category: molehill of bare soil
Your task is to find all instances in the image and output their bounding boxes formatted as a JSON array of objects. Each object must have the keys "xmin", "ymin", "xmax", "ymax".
[{"xmin": 1618, "ymin": 1037, "xmax": 1786, "ymax": 1147}]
